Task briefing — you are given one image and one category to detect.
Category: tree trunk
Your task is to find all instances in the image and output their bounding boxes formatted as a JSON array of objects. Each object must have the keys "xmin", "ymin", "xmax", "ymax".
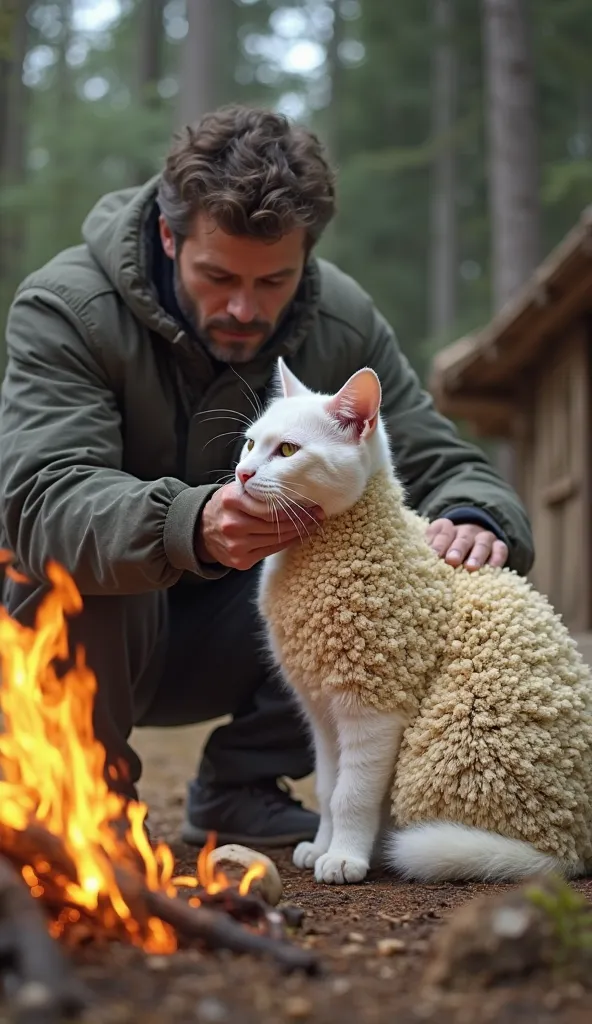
[
  {"xmin": 52, "ymin": 0, "xmax": 74, "ymax": 241},
  {"xmin": 482, "ymin": 0, "xmax": 540, "ymax": 312},
  {"xmin": 428, "ymin": 0, "xmax": 458, "ymax": 340},
  {"xmin": 323, "ymin": 1, "xmax": 347, "ymax": 165},
  {"xmin": 135, "ymin": 0, "xmax": 166, "ymax": 183},
  {"xmin": 176, "ymin": 0, "xmax": 219, "ymax": 129},
  {"xmin": 138, "ymin": 0, "xmax": 164, "ymax": 104},
  {"xmin": 0, "ymin": 1, "xmax": 30, "ymax": 297}
]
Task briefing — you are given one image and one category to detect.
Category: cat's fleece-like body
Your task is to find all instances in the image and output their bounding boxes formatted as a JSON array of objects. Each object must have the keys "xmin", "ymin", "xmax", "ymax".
[{"xmin": 259, "ymin": 469, "xmax": 592, "ymax": 879}]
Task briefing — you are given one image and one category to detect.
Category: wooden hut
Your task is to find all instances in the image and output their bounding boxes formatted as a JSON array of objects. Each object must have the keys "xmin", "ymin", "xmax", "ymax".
[{"xmin": 429, "ymin": 207, "xmax": 592, "ymax": 640}]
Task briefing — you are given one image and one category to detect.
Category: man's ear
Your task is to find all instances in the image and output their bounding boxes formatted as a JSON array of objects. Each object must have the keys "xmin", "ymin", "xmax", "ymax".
[{"xmin": 159, "ymin": 214, "xmax": 176, "ymax": 260}]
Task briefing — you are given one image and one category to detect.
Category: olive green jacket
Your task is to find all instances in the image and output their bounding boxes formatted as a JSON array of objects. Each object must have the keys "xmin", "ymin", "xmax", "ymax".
[{"xmin": 0, "ymin": 178, "xmax": 534, "ymax": 595}]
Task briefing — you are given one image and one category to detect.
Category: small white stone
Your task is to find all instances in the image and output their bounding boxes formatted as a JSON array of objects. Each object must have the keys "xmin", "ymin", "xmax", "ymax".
[
  {"xmin": 197, "ymin": 996, "xmax": 228, "ymax": 1022},
  {"xmin": 377, "ymin": 937, "xmax": 407, "ymax": 956},
  {"xmin": 284, "ymin": 996, "xmax": 313, "ymax": 1019},
  {"xmin": 492, "ymin": 906, "xmax": 530, "ymax": 938},
  {"xmin": 15, "ymin": 982, "xmax": 52, "ymax": 1009},
  {"xmin": 207, "ymin": 844, "xmax": 283, "ymax": 906},
  {"xmin": 146, "ymin": 955, "xmax": 170, "ymax": 972},
  {"xmin": 340, "ymin": 942, "xmax": 364, "ymax": 956}
]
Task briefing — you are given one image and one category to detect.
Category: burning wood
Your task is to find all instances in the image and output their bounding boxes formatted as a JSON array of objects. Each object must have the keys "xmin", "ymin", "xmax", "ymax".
[
  {"xmin": 0, "ymin": 852, "xmax": 89, "ymax": 1024},
  {"xmin": 0, "ymin": 556, "xmax": 319, "ymax": 1018}
]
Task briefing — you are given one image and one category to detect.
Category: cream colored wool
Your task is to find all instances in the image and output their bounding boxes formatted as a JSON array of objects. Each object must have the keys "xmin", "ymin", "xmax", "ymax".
[{"xmin": 261, "ymin": 469, "xmax": 592, "ymax": 871}]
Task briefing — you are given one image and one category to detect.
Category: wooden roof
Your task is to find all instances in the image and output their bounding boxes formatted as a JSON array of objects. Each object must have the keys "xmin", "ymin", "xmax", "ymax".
[{"xmin": 429, "ymin": 206, "xmax": 592, "ymax": 435}]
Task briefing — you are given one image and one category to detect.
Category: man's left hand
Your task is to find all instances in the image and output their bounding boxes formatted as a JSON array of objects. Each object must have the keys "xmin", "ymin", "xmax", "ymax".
[{"xmin": 426, "ymin": 520, "xmax": 509, "ymax": 571}]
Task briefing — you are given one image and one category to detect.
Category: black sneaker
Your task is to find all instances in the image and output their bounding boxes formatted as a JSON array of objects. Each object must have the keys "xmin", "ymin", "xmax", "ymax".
[{"xmin": 181, "ymin": 778, "xmax": 319, "ymax": 848}]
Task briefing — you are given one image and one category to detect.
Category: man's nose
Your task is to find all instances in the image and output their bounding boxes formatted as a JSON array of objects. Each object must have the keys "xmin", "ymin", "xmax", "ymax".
[
  {"xmin": 238, "ymin": 469, "xmax": 255, "ymax": 486},
  {"xmin": 227, "ymin": 290, "xmax": 258, "ymax": 323}
]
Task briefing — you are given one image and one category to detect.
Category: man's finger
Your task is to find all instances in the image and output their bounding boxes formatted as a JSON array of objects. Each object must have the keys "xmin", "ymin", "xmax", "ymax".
[
  {"xmin": 427, "ymin": 518, "xmax": 456, "ymax": 555},
  {"xmin": 465, "ymin": 541, "xmax": 495, "ymax": 569},
  {"xmin": 251, "ymin": 533, "xmax": 305, "ymax": 558},
  {"xmin": 245, "ymin": 517, "xmax": 299, "ymax": 536},
  {"xmin": 230, "ymin": 513, "xmax": 319, "ymax": 538},
  {"xmin": 223, "ymin": 483, "xmax": 290, "ymax": 522},
  {"xmin": 251, "ymin": 521, "xmax": 313, "ymax": 548},
  {"xmin": 487, "ymin": 539, "xmax": 509, "ymax": 569},
  {"xmin": 444, "ymin": 525, "xmax": 480, "ymax": 566}
]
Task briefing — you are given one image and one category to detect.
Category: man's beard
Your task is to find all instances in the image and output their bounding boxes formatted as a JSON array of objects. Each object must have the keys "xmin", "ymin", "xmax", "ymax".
[{"xmin": 173, "ymin": 264, "xmax": 273, "ymax": 364}]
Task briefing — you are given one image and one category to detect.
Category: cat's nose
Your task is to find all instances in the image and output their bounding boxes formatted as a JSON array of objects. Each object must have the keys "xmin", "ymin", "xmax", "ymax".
[{"xmin": 238, "ymin": 469, "xmax": 255, "ymax": 486}]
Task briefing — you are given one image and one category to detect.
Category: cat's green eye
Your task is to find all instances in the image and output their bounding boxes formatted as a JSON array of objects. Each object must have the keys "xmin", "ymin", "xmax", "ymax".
[
  {"xmin": 279, "ymin": 442, "xmax": 299, "ymax": 458},
  {"xmin": 246, "ymin": 438, "xmax": 254, "ymax": 451}
]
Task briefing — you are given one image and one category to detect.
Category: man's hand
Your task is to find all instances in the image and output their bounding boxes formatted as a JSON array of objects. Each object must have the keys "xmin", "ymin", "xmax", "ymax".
[
  {"xmin": 426, "ymin": 519, "xmax": 509, "ymax": 571},
  {"xmin": 196, "ymin": 482, "xmax": 324, "ymax": 570}
]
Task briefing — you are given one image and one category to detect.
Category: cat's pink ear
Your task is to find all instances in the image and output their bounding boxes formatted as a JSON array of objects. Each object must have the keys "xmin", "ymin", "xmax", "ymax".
[
  {"xmin": 277, "ymin": 357, "xmax": 311, "ymax": 398},
  {"xmin": 327, "ymin": 368, "xmax": 382, "ymax": 438}
]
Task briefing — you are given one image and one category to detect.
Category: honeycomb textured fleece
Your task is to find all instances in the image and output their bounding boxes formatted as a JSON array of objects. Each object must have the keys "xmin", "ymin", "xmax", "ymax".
[{"xmin": 260, "ymin": 470, "xmax": 592, "ymax": 868}]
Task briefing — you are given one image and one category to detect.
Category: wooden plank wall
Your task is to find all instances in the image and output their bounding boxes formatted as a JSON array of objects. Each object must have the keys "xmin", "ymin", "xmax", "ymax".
[{"xmin": 516, "ymin": 323, "xmax": 592, "ymax": 633}]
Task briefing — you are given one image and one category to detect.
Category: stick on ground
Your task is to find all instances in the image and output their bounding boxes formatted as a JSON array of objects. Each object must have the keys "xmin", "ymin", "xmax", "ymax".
[
  {"xmin": 141, "ymin": 886, "xmax": 321, "ymax": 975},
  {"xmin": 0, "ymin": 855, "xmax": 89, "ymax": 1023},
  {"xmin": 0, "ymin": 823, "xmax": 321, "ymax": 975}
]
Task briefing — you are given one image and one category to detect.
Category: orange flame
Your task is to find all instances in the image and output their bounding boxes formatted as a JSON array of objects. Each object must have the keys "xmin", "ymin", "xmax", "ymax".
[{"xmin": 0, "ymin": 560, "xmax": 270, "ymax": 952}]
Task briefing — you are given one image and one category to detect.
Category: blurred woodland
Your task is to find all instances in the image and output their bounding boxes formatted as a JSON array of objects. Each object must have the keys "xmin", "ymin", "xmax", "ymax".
[{"xmin": 1, "ymin": 0, "xmax": 591, "ymax": 381}]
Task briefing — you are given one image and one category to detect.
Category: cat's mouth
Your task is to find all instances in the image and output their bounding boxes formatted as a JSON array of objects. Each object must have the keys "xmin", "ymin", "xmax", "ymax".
[{"xmin": 243, "ymin": 480, "xmax": 318, "ymax": 512}]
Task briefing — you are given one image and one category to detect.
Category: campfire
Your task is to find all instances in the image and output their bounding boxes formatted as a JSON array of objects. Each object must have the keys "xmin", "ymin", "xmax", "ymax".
[{"xmin": 0, "ymin": 556, "xmax": 317, "ymax": 1020}]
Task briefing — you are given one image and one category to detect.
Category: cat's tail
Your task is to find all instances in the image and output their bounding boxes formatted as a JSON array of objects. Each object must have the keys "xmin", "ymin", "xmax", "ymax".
[{"xmin": 385, "ymin": 822, "xmax": 583, "ymax": 883}]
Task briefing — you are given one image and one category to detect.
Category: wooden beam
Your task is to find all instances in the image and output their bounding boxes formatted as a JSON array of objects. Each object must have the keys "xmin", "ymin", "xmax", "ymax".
[
  {"xmin": 432, "ymin": 392, "xmax": 517, "ymax": 437},
  {"xmin": 429, "ymin": 206, "xmax": 592, "ymax": 394}
]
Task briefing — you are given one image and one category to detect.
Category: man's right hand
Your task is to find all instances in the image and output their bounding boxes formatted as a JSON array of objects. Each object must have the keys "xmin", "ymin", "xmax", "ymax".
[{"xmin": 196, "ymin": 482, "xmax": 324, "ymax": 570}]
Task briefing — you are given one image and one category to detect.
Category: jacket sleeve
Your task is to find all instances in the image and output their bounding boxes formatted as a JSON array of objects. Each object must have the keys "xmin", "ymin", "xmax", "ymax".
[
  {"xmin": 364, "ymin": 307, "xmax": 534, "ymax": 575},
  {"xmin": 0, "ymin": 288, "xmax": 229, "ymax": 595}
]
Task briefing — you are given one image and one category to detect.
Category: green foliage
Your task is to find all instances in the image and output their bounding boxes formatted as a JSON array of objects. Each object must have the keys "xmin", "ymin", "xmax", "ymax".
[
  {"xmin": 2, "ymin": 0, "xmax": 592, "ymax": 385},
  {"xmin": 0, "ymin": 2, "xmax": 17, "ymax": 60},
  {"xmin": 321, "ymin": 0, "xmax": 592, "ymax": 378},
  {"xmin": 525, "ymin": 876, "xmax": 592, "ymax": 969}
]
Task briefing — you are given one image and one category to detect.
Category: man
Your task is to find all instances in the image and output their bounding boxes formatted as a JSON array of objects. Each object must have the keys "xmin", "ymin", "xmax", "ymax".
[{"xmin": 0, "ymin": 105, "xmax": 534, "ymax": 849}]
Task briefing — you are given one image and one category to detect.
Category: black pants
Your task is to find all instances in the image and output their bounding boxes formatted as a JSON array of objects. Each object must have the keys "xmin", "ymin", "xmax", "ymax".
[{"xmin": 2, "ymin": 569, "xmax": 314, "ymax": 800}]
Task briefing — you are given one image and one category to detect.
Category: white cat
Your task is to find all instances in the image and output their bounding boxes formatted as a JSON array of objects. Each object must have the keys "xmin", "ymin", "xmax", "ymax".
[{"xmin": 235, "ymin": 358, "xmax": 592, "ymax": 886}]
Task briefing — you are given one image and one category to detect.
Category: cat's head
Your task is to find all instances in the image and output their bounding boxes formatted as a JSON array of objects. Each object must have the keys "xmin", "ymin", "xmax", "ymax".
[{"xmin": 234, "ymin": 358, "xmax": 392, "ymax": 517}]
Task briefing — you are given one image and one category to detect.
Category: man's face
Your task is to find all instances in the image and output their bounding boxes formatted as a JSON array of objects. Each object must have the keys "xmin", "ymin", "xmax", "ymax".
[{"xmin": 159, "ymin": 213, "xmax": 307, "ymax": 363}]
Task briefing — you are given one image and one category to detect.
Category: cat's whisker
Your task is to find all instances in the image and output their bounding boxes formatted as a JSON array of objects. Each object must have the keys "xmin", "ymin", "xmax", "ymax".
[
  {"xmin": 194, "ymin": 408, "xmax": 253, "ymax": 427},
  {"xmin": 262, "ymin": 492, "xmax": 277, "ymax": 542},
  {"xmin": 275, "ymin": 493, "xmax": 308, "ymax": 543},
  {"xmin": 276, "ymin": 482, "xmax": 320, "ymax": 509},
  {"xmin": 229, "ymin": 366, "xmax": 264, "ymax": 420},
  {"xmin": 277, "ymin": 496, "xmax": 314, "ymax": 537},
  {"xmin": 199, "ymin": 463, "xmax": 239, "ymax": 476},
  {"xmin": 201, "ymin": 429, "xmax": 246, "ymax": 452},
  {"xmin": 275, "ymin": 487, "xmax": 319, "ymax": 525},
  {"xmin": 267, "ymin": 494, "xmax": 282, "ymax": 544},
  {"xmin": 197, "ymin": 474, "xmax": 237, "ymax": 488},
  {"xmin": 275, "ymin": 486, "xmax": 326, "ymax": 539},
  {"xmin": 195, "ymin": 416, "xmax": 251, "ymax": 432}
]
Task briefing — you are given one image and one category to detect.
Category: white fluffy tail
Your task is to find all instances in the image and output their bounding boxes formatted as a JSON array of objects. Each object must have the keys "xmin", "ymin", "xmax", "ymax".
[{"xmin": 386, "ymin": 822, "xmax": 581, "ymax": 883}]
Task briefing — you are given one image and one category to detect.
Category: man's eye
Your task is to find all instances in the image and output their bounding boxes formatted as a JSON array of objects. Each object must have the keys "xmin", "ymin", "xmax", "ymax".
[
  {"xmin": 246, "ymin": 438, "xmax": 254, "ymax": 451},
  {"xmin": 279, "ymin": 442, "xmax": 299, "ymax": 457}
]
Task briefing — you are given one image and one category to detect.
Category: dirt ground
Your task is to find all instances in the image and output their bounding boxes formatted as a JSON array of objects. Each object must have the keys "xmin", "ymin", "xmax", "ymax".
[{"xmin": 5, "ymin": 720, "xmax": 588, "ymax": 1024}]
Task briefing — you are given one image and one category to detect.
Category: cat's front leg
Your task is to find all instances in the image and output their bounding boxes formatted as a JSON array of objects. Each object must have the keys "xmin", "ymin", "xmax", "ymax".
[
  {"xmin": 314, "ymin": 705, "xmax": 406, "ymax": 885},
  {"xmin": 293, "ymin": 696, "xmax": 338, "ymax": 869}
]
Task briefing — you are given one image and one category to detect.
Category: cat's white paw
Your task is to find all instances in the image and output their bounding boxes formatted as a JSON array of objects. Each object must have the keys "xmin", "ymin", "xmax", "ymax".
[
  {"xmin": 314, "ymin": 852, "xmax": 369, "ymax": 885},
  {"xmin": 293, "ymin": 841, "xmax": 329, "ymax": 870}
]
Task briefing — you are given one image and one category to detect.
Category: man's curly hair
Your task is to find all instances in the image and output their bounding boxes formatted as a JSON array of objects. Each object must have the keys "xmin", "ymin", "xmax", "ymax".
[{"xmin": 158, "ymin": 105, "xmax": 336, "ymax": 249}]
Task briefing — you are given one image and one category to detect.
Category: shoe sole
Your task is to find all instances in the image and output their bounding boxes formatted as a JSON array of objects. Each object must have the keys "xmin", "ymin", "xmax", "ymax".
[{"xmin": 180, "ymin": 820, "xmax": 317, "ymax": 849}]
